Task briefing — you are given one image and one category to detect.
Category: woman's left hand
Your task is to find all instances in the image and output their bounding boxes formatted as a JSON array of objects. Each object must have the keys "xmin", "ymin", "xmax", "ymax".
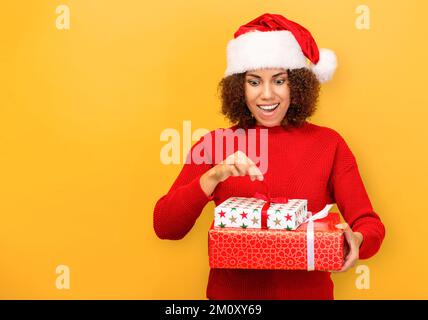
[{"xmin": 331, "ymin": 223, "xmax": 364, "ymax": 272}]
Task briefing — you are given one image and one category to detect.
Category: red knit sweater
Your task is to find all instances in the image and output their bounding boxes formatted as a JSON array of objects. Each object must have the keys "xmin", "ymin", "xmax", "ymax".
[{"xmin": 153, "ymin": 122, "xmax": 385, "ymax": 300}]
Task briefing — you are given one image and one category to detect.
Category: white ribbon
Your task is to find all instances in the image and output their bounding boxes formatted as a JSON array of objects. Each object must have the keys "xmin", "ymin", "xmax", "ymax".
[{"xmin": 304, "ymin": 204, "xmax": 334, "ymax": 271}]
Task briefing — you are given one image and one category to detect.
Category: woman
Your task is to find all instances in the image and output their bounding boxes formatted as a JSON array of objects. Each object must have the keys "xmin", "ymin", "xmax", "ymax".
[{"xmin": 154, "ymin": 13, "xmax": 385, "ymax": 299}]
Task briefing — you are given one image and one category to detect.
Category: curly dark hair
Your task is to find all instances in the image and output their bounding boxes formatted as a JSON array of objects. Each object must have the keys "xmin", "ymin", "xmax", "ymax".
[{"xmin": 217, "ymin": 68, "xmax": 320, "ymax": 129}]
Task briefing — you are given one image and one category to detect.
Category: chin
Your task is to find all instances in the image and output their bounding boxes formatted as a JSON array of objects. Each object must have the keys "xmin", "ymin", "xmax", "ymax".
[{"xmin": 257, "ymin": 121, "xmax": 282, "ymax": 127}]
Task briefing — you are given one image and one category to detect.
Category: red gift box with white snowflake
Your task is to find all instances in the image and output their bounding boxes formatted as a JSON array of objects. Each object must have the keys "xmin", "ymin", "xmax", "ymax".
[{"xmin": 208, "ymin": 210, "xmax": 344, "ymax": 271}]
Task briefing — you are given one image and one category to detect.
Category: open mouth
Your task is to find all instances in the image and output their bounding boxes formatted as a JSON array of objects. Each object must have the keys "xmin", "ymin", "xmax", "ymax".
[{"xmin": 257, "ymin": 103, "xmax": 279, "ymax": 112}]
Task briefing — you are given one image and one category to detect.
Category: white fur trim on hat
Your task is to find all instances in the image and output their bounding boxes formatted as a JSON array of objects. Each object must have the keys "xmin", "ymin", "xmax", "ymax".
[
  {"xmin": 224, "ymin": 30, "xmax": 307, "ymax": 77},
  {"xmin": 310, "ymin": 48, "xmax": 337, "ymax": 83}
]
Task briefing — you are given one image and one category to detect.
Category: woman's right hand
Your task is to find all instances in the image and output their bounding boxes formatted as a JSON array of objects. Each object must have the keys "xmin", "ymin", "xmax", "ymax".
[
  {"xmin": 213, "ymin": 150, "xmax": 264, "ymax": 182},
  {"xmin": 200, "ymin": 151, "xmax": 264, "ymax": 197}
]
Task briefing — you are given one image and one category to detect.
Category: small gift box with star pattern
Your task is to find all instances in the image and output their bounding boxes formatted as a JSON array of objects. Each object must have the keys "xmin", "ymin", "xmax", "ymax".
[{"xmin": 214, "ymin": 196, "xmax": 308, "ymax": 231}]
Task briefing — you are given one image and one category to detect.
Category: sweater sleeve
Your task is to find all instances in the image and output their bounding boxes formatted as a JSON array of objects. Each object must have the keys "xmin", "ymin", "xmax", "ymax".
[
  {"xmin": 329, "ymin": 135, "xmax": 386, "ymax": 260},
  {"xmin": 153, "ymin": 134, "xmax": 214, "ymax": 240}
]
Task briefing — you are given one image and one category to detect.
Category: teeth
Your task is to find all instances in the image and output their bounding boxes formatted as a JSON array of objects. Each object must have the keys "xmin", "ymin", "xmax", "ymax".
[{"xmin": 258, "ymin": 103, "xmax": 279, "ymax": 111}]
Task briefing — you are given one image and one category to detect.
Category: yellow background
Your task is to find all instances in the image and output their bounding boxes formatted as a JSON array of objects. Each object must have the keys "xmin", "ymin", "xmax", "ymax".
[{"xmin": 0, "ymin": 0, "xmax": 427, "ymax": 299}]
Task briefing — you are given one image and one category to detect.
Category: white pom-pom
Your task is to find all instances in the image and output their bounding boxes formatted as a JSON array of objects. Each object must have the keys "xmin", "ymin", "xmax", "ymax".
[{"xmin": 311, "ymin": 48, "xmax": 337, "ymax": 83}]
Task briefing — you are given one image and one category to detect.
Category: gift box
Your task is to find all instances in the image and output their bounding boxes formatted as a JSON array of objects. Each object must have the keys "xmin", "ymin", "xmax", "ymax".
[
  {"xmin": 208, "ymin": 211, "xmax": 344, "ymax": 271},
  {"xmin": 214, "ymin": 196, "xmax": 308, "ymax": 231}
]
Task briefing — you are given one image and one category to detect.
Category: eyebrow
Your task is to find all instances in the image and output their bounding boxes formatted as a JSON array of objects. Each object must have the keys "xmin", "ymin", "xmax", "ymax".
[{"xmin": 246, "ymin": 72, "xmax": 287, "ymax": 78}]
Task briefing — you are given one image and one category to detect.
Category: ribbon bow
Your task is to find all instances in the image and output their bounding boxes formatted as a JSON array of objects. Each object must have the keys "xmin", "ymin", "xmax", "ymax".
[
  {"xmin": 304, "ymin": 204, "xmax": 334, "ymax": 271},
  {"xmin": 252, "ymin": 180, "xmax": 288, "ymax": 229}
]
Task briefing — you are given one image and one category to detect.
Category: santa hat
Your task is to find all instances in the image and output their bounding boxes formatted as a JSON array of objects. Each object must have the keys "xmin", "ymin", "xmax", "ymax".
[{"xmin": 224, "ymin": 13, "xmax": 337, "ymax": 83}]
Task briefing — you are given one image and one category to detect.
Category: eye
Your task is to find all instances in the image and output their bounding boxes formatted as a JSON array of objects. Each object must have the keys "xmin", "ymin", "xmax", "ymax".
[
  {"xmin": 247, "ymin": 80, "xmax": 259, "ymax": 86},
  {"xmin": 275, "ymin": 79, "xmax": 286, "ymax": 85}
]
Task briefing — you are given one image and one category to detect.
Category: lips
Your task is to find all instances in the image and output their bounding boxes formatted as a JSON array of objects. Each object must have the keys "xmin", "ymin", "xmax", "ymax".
[{"xmin": 257, "ymin": 103, "xmax": 279, "ymax": 112}]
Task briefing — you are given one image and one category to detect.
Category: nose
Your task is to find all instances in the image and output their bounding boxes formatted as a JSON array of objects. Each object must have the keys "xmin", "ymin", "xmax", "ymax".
[{"xmin": 261, "ymin": 82, "xmax": 274, "ymax": 100}]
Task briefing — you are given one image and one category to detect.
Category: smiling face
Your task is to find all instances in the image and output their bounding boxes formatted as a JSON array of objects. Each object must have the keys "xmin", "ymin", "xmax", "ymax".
[{"xmin": 244, "ymin": 68, "xmax": 291, "ymax": 127}]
